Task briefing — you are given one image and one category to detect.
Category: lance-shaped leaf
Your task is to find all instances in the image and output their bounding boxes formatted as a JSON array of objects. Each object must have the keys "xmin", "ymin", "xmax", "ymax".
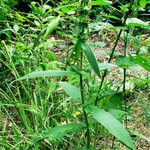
[
  {"xmin": 59, "ymin": 82, "xmax": 81, "ymax": 102},
  {"xmin": 86, "ymin": 105, "xmax": 136, "ymax": 150},
  {"xmin": 43, "ymin": 16, "xmax": 60, "ymax": 41},
  {"xmin": 80, "ymin": 41, "xmax": 101, "ymax": 78},
  {"xmin": 88, "ymin": 0, "xmax": 112, "ymax": 6},
  {"xmin": 14, "ymin": 70, "xmax": 77, "ymax": 81},
  {"xmin": 32, "ymin": 16, "xmax": 60, "ymax": 49},
  {"xmin": 126, "ymin": 18, "xmax": 149, "ymax": 29},
  {"xmin": 130, "ymin": 55, "xmax": 150, "ymax": 72},
  {"xmin": 32, "ymin": 123, "xmax": 86, "ymax": 142}
]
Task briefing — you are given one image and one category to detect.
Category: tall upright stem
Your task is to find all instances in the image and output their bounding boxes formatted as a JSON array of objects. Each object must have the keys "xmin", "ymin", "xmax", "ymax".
[
  {"xmin": 94, "ymin": 3, "xmax": 132, "ymax": 106},
  {"xmin": 80, "ymin": 50, "xmax": 90, "ymax": 149},
  {"xmin": 123, "ymin": 25, "xmax": 134, "ymax": 128},
  {"xmin": 78, "ymin": 0, "xmax": 90, "ymax": 148},
  {"xmin": 123, "ymin": 0, "xmax": 135, "ymax": 128},
  {"xmin": 123, "ymin": 33, "xmax": 128, "ymax": 128},
  {"xmin": 94, "ymin": 25, "xmax": 124, "ymax": 106}
]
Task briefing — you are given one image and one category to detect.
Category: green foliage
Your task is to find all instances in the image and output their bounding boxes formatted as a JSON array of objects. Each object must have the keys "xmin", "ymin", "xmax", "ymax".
[
  {"xmin": 130, "ymin": 55, "xmax": 150, "ymax": 72},
  {"xmin": 15, "ymin": 70, "xmax": 77, "ymax": 81},
  {"xmin": 32, "ymin": 123, "xmax": 86, "ymax": 142},
  {"xmin": 116, "ymin": 57, "xmax": 135, "ymax": 69},
  {"xmin": 0, "ymin": 0, "xmax": 149, "ymax": 149},
  {"xmin": 86, "ymin": 105, "xmax": 136, "ymax": 150},
  {"xmin": 88, "ymin": 0, "xmax": 112, "ymax": 6},
  {"xmin": 80, "ymin": 40, "xmax": 101, "ymax": 78},
  {"xmin": 126, "ymin": 18, "xmax": 150, "ymax": 30},
  {"xmin": 43, "ymin": 16, "xmax": 60, "ymax": 41},
  {"xmin": 59, "ymin": 82, "xmax": 81, "ymax": 102}
]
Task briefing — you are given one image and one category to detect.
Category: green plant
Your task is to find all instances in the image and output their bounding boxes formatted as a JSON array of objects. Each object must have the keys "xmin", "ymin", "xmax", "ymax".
[{"xmin": 0, "ymin": 0, "xmax": 149, "ymax": 149}]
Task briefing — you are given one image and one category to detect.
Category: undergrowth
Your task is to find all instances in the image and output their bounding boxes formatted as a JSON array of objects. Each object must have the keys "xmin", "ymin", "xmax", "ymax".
[{"xmin": 0, "ymin": 0, "xmax": 149, "ymax": 149}]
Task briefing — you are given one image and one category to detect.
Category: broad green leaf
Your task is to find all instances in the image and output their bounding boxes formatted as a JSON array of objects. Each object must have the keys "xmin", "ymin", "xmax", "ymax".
[
  {"xmin": 140, "ymin": 0, "xmax": 147, "ymax": 8},
  {"xmin": 86, "ymin": 105, "xmax": 136, "ymax": 150},
  {"xmin": 61, "ymin": 7, "xmax": 75, "ymax": 14},
  {"xmin": 30, "ymin": 2, "xmax": 42, "ymax": 14},
  {"xmin": 126, "ymin": 18, "xmax": 148, "ymax": 28},
  {"xmin": 60, "ymin": 2, "xmax": 80, "ymax": 8},
  {"xmin": 98, "ymin": 92, "xmax": 123, "ymax": 111},
  {"xmin": 109, "ymin": 109, "xmax": 126, "ymax": 122},
  {"xmin": 43, "ymin": 16, "xmax": 60, "ymax": 41},
  {"xmin": 15, "ymin": 13, "xmax": 27, "ymax": 22},
  {"xmin": 80, "ymin": 41, "xmax": 101, "ymax": 78},
  {"xmin": 59, "ymin": 82, "xmax": 81, "ymax": 102},
  {"xmin": 130, "ymin": 55, "xmax": 150, "ymax": 72},
  {"xmin": 116, "ymin": 57, "xmax": 135, "ymax": 68},
  {"xmin": 32, "ymin": 123, "xmax": 85, "ymax": 142},
  {"xmin": 15, "ymin": 70, "xmax": 77, "ymax": 81},
  {"xmin": 55, "ymin": 2, "xmax": 80, "ymax": 13},
  {"xmin": 89, "ymin": 0, "xmax": 112, "ymax": 6},
  {"xmin": 99, "ymin": 63, "xmax": 116, "ymax": 70}
]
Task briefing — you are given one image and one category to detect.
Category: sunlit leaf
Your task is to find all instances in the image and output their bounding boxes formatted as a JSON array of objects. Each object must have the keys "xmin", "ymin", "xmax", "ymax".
[
  {"xmin": 102, "ymin": 14, "xmax": 122, "ymax": 21},
  {"xmin": 42, "ymin": 4, "xmax": 51, "ymax": 13},
  {"xmin": 13, "ymin": 24, "xmax": 19, "ymax": 33},
  {"xmin": 59, "ymin": 82, "xmax": 81, "ymax": 102},
  {"xmin": 130, "ymin": 55, "xmax": 150, "ymax": 72},
  {"xmin": 30, "ymin": 2, "xmax": 42, "ymax": 14},
  {"xmin": 126, "ymin": 18, "xmax": 149, "ymax": 28},
  {"xmin": 43, "ymin": 16, "xmax": 60, "ymax": 41},
  {"xmin": 86, "ymin": 105, "xmax": 136, "ymax": 150},
  {"xmin": 139, "ymin": 0, "xmax": 147, "ymax": 8},
  {"xmin": 89, "ymin": 0, "xmax": 112, "ymax": 6}
]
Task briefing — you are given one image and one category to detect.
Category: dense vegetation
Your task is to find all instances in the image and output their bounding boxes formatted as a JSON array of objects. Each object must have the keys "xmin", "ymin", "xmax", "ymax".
[{"xmin": 0, "ymin": 0, "xmax": 149, "ymax": 149}]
